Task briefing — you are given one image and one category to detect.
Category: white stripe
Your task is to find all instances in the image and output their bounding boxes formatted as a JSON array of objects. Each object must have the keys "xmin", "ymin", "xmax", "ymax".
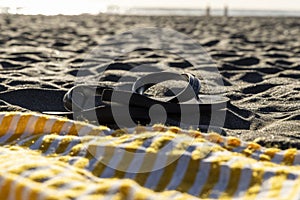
[
  {"xmin": 60, "ymin": 138, "xmax": 81, "ymax": 155},
  {"xmin": 101, "ymin": 148, "xmax": 125, "ymax": 178},
  {"xmin": 165, "ymin": 153, "xmax": 191, "ymax": 190},
  {"xmin": 293, "ymin": 153, "xmax": 300, "ymax": 165},
  {"xmin": 229, "ymin": 140, "xmax": 248, "ymax": 154},
  {"xmin": 86, "ymin": 157, "xmax": 100, "ymax": 172},
  {"xmin": 188, "ymin": 160, "xmax": 211, "ymax": 196},
  {"xmin": 250, "ymin": 149, "xmax": 265, "ymax": 161},
  {"xmin": 232, "ymin": 166, "xmax": 252, "ymax": 198},
  {"xmin": 22, "ymin": 187, "xmax": 31, "ymax": 200},
  {"xmin": 37, "ymin": 190, "xmax": 47, "ymax": 200},
  {"xmin": 0, "ymin": 114, "xmax": 20, "ymax": 144},
  {"xmin": 231, "ymin": 146, "xmax": 247, "ymax": 154},
  {"xmin": 85, "ymin": 139, "xmax": 121, "ymax": 172},
  {"xmin": 279, "ymin": 173, "xmax": 299, "ymax": 199},
  {"xmin": 101, "ymin": 142, "xmax": 145, "ymax": 177},
  {"xmin": 169, "ymin": 192, "xmax": 184, "ymax": 199},
  {"xmin": 76, "ymin": 185, "xmax": 100, "ymax": 200},
  {"xmin": 189, "ymin": 152, "xmax": 226, "ymax": 195},
  {"xmin": 126, "ymin": 134, "xmax": 173, "ymax": 179},
  {"xmin": 143, "ymin": 137, "xmax": 177, "ymax": 189},
  {"xmin": 126, "ymin": 126, "xmax": 154, "ymax": 134},
  {"xmin": 102, "ymin": 182, "xmax": 122, "ymax": 200},
  {"xmin": 78, "ymin": 125, "xmax": 93, "ymax": 136},
  {"xmin": 68, "ymin": 157, "xmax": 83, "ymax": 165},
  {"xmin": 41, "ymin": 170, "xmax": 72, "ymax": 186},
  {"xmin": 271, "ymin": 151, "xmax": 285, "ymax": 164},
  {"xmin": 0, "ymin": 159, "xmax": 23, "ymax": 172},
  {"xmin": 21, "ymin": 115, "xmax": 39, "ymax": 138},
  {"xmin": 17, "ymin": 136, "xmax": 30, "ymax": 146},
  {"xmin": 18, "ymin": 181, "xmax": 31, "ymax": 200},
  {"xmin": 20, "ymin": 167, "xmax": 37, "ymax": 177},
  {"xmin": 30, "ymin": 135, "xmax": 46, "ymax": 150},
  {"xmin": 102, "ymin": 129, "xmax": 114, "ymax": 136},
  {"xmin": 0, "ymin": 113, "xmax": 5, "ymax": 126},
  {"xmin": 77, "ymin": 146, "xmax": 88, "ymax": 157},
  {"xmin": 127, "ymin": 183, "xmax": 136, "ymax": 200},
  {"xmin": 8, "ymin": 180, "xmax": 17, "ymax": 200},
  {"xmin": 60, "ymin": 181, "xmax": 84, "ymax": 190},
  {"xmin": 124, "ymin": 151, "xmax": 146, "ymax": 178},
  {"xmin": 86, "ymin": 146, "xmax": 106, "ymax": 171},
  {"xmin": 209, "ymin": 158, "xmax": 237, "ymax": 198},
  {"xmin": 0, "ymin": 176, "xmax": 7, "ymax": 198},
  {"xmin": 58, "ymin": 121, "xmax": 73, "ymax": 135},
  {"xmin": 44, "ymin": 137, "xmax": 62, "ymax": 155},
  {"xmin": 255, "ymin": 171, "xmax": 276, "ymax": 199},
  {"xmin": 43, "ymin": 117, "xmax": 57, "ymax": 134},
  {"xmin": 230, "ymin": 140, "xmax": 248, "ymax": 150},
  {"xmin": 0, "ymin": 176, "xmax": 4, "ymax": 188},
  {"xmin": 143, "ymin": 152, "xmax": 168, "ymax": 189},
  {"xmin": 145, "ymin": 126, "xmax": 154, "ymax": 132},
  {"xmin": 177, "ymin": 129, "xmax": 190, "ymax": 135},
  {"xmin": 126, "ymin": 127, "xmax": 135, "ymax": 134}
]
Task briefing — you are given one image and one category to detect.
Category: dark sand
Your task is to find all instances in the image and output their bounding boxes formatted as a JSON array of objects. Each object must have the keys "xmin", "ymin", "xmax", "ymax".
[{"xmin": 0, "ymin": 14, "xmax": 299, "ymax": 148}]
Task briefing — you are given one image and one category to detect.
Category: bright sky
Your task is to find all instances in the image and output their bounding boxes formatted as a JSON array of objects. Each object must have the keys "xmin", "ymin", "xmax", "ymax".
[
  {"xmin": 110, "ymin": 0, "xmax": 300, "ymax": 10},
  {"xmin": 0, "ymin": 0, "xmax": 300, "ymax": 15}
]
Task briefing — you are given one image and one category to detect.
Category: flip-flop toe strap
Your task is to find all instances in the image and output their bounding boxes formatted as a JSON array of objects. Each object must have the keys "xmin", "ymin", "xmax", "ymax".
[{"xmin": 132, "ymin": 72, "xmax": 201, "ymax": 103}]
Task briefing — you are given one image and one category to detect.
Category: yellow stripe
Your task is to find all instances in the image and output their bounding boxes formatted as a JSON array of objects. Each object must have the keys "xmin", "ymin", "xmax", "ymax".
[
  {"xmin": 147, "ymin": 134, "xmax": 176, "ymax": 152},
  {"xmin": 219, "ymin": 160, "xmax": 243, "ymax": 199},
  {"xmin": 134, "ymin": 152, "xmax": 159, "ymax": 187},
  {"xmin": 244, "ymin": 167, "xmax": 265, "ymax": 199},
  {"xmin": 134, "ymin": 135, "xmax": 175, "ymax": 188},
  {"xmin": 50, "ymin": 119, "xmax": 65, "ymax": 134},
  {"xmin": 154, "ymin": 153, "xmax": 180, "ymax": 191},
  {"xmin": 17, "ymin": 135, "xmax": 42, "ymax": 148},
  {"xmin": 268, "ymin": 171, "xmax": 287, "ymax": 198},
  {"xmin": 27, "ymin": 189, "xmax": 39, "ymax": 200},
  {"xmin": 33, "ymin": 115, "xmax": 48, "ymax": 134},
  {"xmin": 226, "ymin": 137, "xmax": 241, "ymax": 148},
  {"xmin": 0, "ymin": 178, "xmax": 11, "ymax": 199},
  {"xmin": 282, "ymin": 149, "xmax": 297, "ymax": 165},
  {"xmin": 15, "ymin": 114, "xmax": 31, "ymax": 135},
  {"xmin": 4, "ymin": 115, "xmax": 25, "ymax": 143},
  {"xmin": 38, "ymin": 135, "xmax": 55, "ymax": 153},
  {"xmin": 55, "ymin": 135, "xmax": 79, "ymax": 154},
  {"xmin": 176, "ymin": 157, "xmax": 200, "ymax": 193},
  {"xmin": 68, "ymin": 143, "xmax": 85, "ymax": 157},
  {"xmin": 287, "ymin": 177, "xmax": 300, "ymax": 199},
  {"xmin": 262, "ymin": 148, "xmax": 281, "ymax": 161},
  {"xmin": 72, "ymin": 157, "xmax": 90, "ymax": 169},
  {"xmin": 0, "ymin": 114, "xmax": 14, "ymax": 136},
  {"xmin": 90, "ymin": 146, "xmax": 116, "ymax": 177},
  {"xmin": 15, "ymin": 182, "xmax": 24, "ymax": 200},
  {"xmin": 113, "ymin": 145, "xmax": 142, "ymax": 179},
  {"xmin": 207, "ymin": 133, "xmax": 225, "ymax": 145},
  {"xmin": 67, "ymin": 123, "xmax": 79, "ymax": 135},
  {"xmin": 199, "ymin": 161, "xmax": 221, "ymax": 198}
]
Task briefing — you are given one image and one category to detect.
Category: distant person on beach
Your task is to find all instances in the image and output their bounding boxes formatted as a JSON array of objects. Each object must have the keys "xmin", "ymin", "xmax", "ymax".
[
  {"xmin": 224, "ymin": 5, "xmax": 228, "ymax": 17},
  {"xmin": 206, "ymin": 5, "xmax": 210, "ymax": 16}
]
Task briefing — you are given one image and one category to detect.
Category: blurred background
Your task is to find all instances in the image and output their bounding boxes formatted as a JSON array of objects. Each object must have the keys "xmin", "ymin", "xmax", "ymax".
[{"xmin": 0, "ymin": 0, "xmax": 299, "ymax": 16}]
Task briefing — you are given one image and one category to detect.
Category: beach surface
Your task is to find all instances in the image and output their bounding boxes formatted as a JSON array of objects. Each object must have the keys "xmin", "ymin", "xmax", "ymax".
[{"xmin": 0, "ymin": 14, "xmax": 299, "ymax": 148}]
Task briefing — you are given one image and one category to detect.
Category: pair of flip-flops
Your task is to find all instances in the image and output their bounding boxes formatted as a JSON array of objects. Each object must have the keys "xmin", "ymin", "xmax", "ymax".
[{"xmin": 45, "ymin": 72, "xmax": 229, "ymax": 129}]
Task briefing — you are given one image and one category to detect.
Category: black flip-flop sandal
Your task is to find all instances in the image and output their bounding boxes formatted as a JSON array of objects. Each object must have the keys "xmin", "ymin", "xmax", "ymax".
[{"xmin": 44, "ymin": 72, "xmax": 229, "ymax": 129}]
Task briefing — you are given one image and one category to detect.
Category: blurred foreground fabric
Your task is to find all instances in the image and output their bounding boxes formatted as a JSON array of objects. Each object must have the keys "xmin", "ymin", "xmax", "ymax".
[{"xmin": 0, "ymin": 112, "xmax": 300, "ymax": 199}]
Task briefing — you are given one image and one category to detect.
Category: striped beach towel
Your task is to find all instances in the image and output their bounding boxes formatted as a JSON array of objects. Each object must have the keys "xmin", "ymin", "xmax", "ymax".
[{"xmin": 0, "ymin": 112, "xmax": 300, "ymax": 199}]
